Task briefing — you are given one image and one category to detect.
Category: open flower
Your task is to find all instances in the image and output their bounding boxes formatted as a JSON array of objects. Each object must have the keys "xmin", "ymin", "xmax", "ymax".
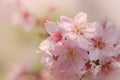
[
  {"xmin": 41, "ymin": 39, "xmax": 89, "ymax": 80},
  {"xmin": 39, "ymin": 21, "xmax": 63, "ymax": 51},
  {"xmin": 92, "ymin": 61, "xmax": 120, "ymax": 80},
  {"xmin": 59, "ymin": 12, "xmax": 96, "ymax": 49},
  {"xmin": 89, "ymin": 18, "xmax": 118, "ymax": 63},
  {"xmin": 39, "ymin": 12, "xmax": 96, "ymax": 51}
]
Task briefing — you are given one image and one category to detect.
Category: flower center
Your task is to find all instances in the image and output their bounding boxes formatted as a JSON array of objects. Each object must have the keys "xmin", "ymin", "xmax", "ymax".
[
  {"xmin": 101, "ymin": 62, "xmax": 112, "ymax": 74},
  {"xmin": 96, "ymin": 41, "xmax": 105, "ymax": 49},
  {"xmin": 81, "ymin": 74, "xmax": 89, "ymax": 80},
  {"xmin": 74, "ymin": 25, "xmax": 83, "ymax": 35},
  {"xmin": 66, "ymin": 48, "xmax": 76, "ymax": 57},
  {"xmin": 92, "ymin": 38, "xmax": 105, "ymax": 49},
  {"xmin": 52, "ymin": 31, "xmax": 62, "ymax": 42},
  {"xmin": 52, "ymin": 54, "xmax": 59, "ymax": 61}
]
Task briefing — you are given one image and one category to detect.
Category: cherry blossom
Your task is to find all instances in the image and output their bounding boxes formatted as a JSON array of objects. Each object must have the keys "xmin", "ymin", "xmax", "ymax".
[
  {"xmin": 59, "ymin": 12, "xmax": 96, "ymax": 49},
  {"xmin": 88, "ymin": 18, "xmax": 118, "ymax": 63},
  {"xmin": 39, "ymin": 21, "xmax": 63, "ymax": 51},
  {"xmin": 93, "ymin": 61, "xmax": 120, "ymax": 80},
  {"xmin": 39, "ymin": 12, "xmax": 120, "ymax": 80},
  {"xmin": 41, "ymin": 39, "xmax": 89, "ymax": 80}
]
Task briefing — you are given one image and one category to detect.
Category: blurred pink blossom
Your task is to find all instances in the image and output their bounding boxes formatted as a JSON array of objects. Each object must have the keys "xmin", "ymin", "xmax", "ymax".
[
  {"xmin": 8, "ymin": 63, "xmax": 52, "ymax": 80},
  {"xmin": 12, "ymin": 9, "xmax": 34, "ymax": 31},
  {"xmin": 0, "ymin": 0, "xmax": 21, "ymax": 22}
]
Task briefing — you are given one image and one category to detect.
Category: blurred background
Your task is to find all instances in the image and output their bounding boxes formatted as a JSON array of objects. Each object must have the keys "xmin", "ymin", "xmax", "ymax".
[{"xmin": 0, "ymin": 0, "xmax": 120, "ymax": 80}]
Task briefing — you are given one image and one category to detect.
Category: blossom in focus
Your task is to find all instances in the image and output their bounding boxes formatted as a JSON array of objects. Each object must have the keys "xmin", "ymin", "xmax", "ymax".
[
  {"xmin": 88, "ymin": 18, "xmax": 118, "ymax": 63},
  {"xmin": 111, "ymin": 36, "xmax": 120, "ymax": 62},
  {"xmin": 93, "ymin": 61, "xmax": 120, "ymax": 80},
  {"xmin": 39, "ymin": 12, "xmax": 96, "ymax": 51},
  {"xmin": 41, "ymin": 39, "xmax": 89, "ymax": 80},
  {"xmin": 59, "ymin": 12, "xmax": 96, "ymax": 49},
  {"xmin": 39, "ymin": 21, "xmax": 63, "ymax": 51}
]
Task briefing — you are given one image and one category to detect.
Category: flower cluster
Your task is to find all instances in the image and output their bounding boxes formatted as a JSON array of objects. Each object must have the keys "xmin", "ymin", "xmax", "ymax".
[{"xmin": 39, "ymin": 12, "xmax": 120, "ymax": 80}]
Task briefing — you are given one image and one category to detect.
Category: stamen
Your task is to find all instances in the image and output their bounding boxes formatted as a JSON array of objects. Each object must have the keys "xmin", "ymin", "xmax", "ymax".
[
  {"xmin": 52, "ymin": 55, "xmax": 59, "ymax": 61},
  {"xmin": 66, "ymin": 48, "xmax": 76, "ymax": 57},
  {"xmin": 74, "ymin": 24, "xmax": 83, "ymax": 35},
  {"xmin": 92, "ymin": 38, "xmax": 105, "ymax": 49},
  {"xmin": 102, "ymin": 62, "xmax": 112, "ymax": 74}
]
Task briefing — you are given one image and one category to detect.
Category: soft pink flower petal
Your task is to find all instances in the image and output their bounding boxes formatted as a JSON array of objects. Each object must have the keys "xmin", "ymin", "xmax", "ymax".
[
  {"xmin": 45, "ymin": 21, "xmax": 59, "ymax": 35},
  {"xmin": 74, "ymin": 12, "xmax": 87, "ymax": 24},
  {"xmin": 39, "ymin": 37, "xmax": 53, "ymax": 51}
]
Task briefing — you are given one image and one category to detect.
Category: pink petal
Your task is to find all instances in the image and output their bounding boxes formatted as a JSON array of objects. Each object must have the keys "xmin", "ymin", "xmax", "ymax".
[
  {"xmin": 74, "ymin": 12, "xmax": 87, "ymax": 24},
  {"xmin": 89, "ymin": 49, "xmax": 99, "ymax": 60},
  {"xmin": 78, "ymin": 37, "xmax": 89, "ymax": 49},
  {"xmin": 45, "ymin": 21, "xmax": 59, "ymax": 35},
  {"xmin": 60, "ymin": 16, "xmax": 73, "ymax": 23},
  {"xmin": 39, "ymin": 37, "xmax": 53, "ymax": 51},
  {"xmin": 103, "ymin": 21, "xmax": 118, "ymax": 43}
]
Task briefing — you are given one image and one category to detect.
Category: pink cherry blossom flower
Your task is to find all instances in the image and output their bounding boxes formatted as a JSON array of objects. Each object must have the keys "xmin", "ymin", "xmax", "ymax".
[
  {"xmin": 39, "ymin": 21, "xmax": 63, "ymax": 51},
  {"xmin": 92, "ymin": 61, "xmax": 120, "ymax": 80},
  {"xmin": 41, "ymin": 39, "xmax": 89, "ymax": 80},
  {"xmin": 59, "ymin": 12, "xmax": 96, "ymax": 49},
  {"xmin": 112, "ymin": 37, "xmax": 120, "ymax": 62},
  {"xmin": 89, "ymin": 18, "xmax": 118, "ymax": 63}
]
